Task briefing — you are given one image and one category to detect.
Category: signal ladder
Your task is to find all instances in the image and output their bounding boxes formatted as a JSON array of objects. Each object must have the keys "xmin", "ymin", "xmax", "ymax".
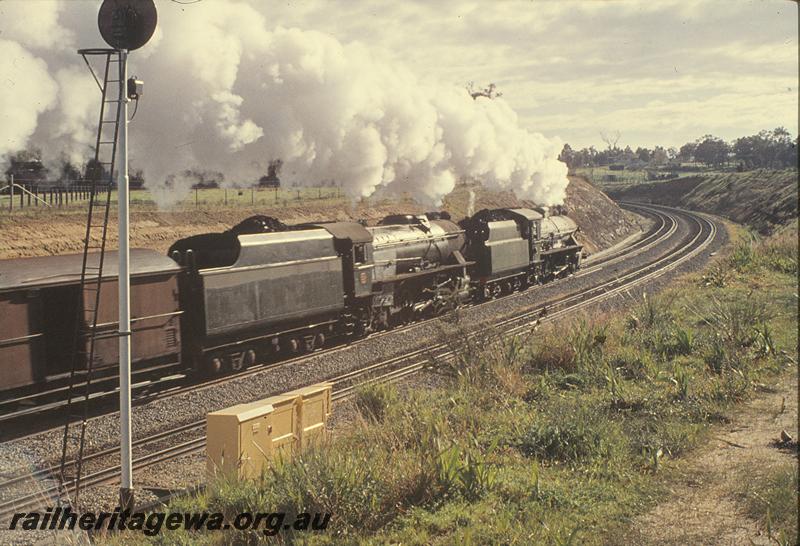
[{"xmin": 57, "ymin": 48, "xmax": 125, "ymax": 507}]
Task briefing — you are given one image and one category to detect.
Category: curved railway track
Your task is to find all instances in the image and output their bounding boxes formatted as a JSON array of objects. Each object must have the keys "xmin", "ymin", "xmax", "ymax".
[
  {"xmin": 0, "ymin": 204, "xmax": 670, "ymax": 433},
  {"xmin": 0, "ymin": 203, "xmax": 719, "ymax": 521}
]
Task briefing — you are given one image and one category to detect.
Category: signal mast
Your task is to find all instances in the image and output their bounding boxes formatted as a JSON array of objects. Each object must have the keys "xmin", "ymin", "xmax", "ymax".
[{"xmin": 95, "ymin": 0, "xmax": 157, "ymax": 510}]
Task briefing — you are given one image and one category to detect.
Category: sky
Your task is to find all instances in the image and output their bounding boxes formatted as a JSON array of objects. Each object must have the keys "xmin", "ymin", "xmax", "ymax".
[
  {"xmin": 258, "ymin": 0, "xmax": 798, "ymax": 150},
  {"xmin": 0, "ymin": 0, "xmax": 797, "ymax": 204}
]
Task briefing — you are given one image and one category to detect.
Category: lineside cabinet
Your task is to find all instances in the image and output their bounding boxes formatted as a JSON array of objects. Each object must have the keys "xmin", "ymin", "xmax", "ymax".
[{"xmin": 206, "ymin": 382, "xmax": 332, "ymax": 479}]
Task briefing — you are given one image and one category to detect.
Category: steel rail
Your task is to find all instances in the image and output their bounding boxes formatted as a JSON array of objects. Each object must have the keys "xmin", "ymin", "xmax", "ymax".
[
  {"xmin": 0, "ymin": 205, "xmax": 670, "ymax": 431},
  {"xmin": 0, "ymin": 205, "xmax": 717, "ymax": 521}
]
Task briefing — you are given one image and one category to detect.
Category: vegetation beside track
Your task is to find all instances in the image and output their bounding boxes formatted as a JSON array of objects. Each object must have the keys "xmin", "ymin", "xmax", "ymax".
[
  {"xmin": 110, "ymin": 222, "xmax": 797, "ymax": 545},
  {"xmin": 607, "ymin": 169, "xmax": 798, "ymax": 235}
]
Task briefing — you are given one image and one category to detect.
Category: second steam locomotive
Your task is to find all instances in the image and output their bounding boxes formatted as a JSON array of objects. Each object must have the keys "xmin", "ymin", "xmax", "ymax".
[{"xmin": 0, "ymin": 207, "xmax": 581, "ymax": 393}]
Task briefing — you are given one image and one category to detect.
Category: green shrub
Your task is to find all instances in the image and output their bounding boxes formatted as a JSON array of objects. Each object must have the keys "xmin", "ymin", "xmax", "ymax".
[
  {"xmin": 353, "ymin": 382, "xmax": 399, "ymax": 422},
  {"xmin": 608, "ymin": 346, "xmax": 656, "ymax": 381},
  {"xmin": 671, "ymin": 326, "xmax": 696, "ymax": 357},
  {"xmin": 517, "ymin": 400, "xmax": 624, "ymax": 464}
]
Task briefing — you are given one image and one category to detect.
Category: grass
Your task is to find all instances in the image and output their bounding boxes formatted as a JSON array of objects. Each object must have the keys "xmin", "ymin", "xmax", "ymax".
[
  {"xmin": 740, "ymin": 463, "xmax": 799, "ymax": 546},
  {"xmin": 105, "ymin": 224, "xmax": 798, "ymax": 545}
]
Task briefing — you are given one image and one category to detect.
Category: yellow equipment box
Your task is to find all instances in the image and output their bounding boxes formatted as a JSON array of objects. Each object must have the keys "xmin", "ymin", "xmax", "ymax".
[
  {"xmin": 206, "ymin": 382, "xmax": 332, "ymax": 480},
  {"xmin": 285, "ymin": 382, "xmax": 333, "ymax": 448}
]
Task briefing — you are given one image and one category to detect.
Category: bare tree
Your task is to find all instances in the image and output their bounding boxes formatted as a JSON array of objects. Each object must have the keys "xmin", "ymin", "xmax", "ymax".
[
  {"xmin": 599, "ymin": 130, "xmax": 621, "ymax": 150},
  {"xmin": 467, "ymin": 81, "xmax": 503, "ymax": 100}
]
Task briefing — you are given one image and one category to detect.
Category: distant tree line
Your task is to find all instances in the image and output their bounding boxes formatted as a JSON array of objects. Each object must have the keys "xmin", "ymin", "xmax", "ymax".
[
  {"xmin": 3, "ymin": 149, "xmax": 284, "ymax": 189},
  {"xmin": 2, "ymin": 149, "xmax": 146, "ymax": 189},
  {"xmin": 559, "ymin": 127, "xmax": 797, "ymax": 170}
]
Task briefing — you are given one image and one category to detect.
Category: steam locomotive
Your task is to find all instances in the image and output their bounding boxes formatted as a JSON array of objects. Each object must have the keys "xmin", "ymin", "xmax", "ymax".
[{"xmin": 0, "ymin": 207, "xmax": 581, "ymax": 394}]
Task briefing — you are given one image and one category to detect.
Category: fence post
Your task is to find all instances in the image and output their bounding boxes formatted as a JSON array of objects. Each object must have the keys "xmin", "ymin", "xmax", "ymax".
[
  {"xmin": 274, "ymin": 186, "xmax": 278, "ymax": 203},
  {"xmin": 251, "ymin": 188, "xmax": 254, "ymax": 205},
  {"xmin": 27, "ymin": 185, "xmax": 31, "ymax": 206},
  {"xmin": 224, "ymin": 188, "xmax": 227, "ymax": 205},
  {"xmin": 9, "ymin": 175, "xmax": 13, "ymax": 211},
  {"xmin": 296, "ymin": 189, "xmax": 300, "ymax": 200},
  {"xmin": 20, "ymin": 183, "xmax": 24, "ymax": 208},
  {"xmin": 195, "ymin": 187, "xmax": 198, "ymax": 208}
]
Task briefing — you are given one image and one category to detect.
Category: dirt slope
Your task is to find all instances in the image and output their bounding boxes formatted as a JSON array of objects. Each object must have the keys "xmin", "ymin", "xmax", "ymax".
[
  {"xmin": 0, "ymin": 177, "xmax": 641, "ymax": 259},
  {"xmin": 609, "ymin": 170, "xmax": 798, "ymax": 234}
]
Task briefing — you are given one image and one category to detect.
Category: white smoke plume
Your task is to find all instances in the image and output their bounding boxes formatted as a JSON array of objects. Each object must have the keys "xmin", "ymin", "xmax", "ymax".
[
  {"xmin": 466, "ymin": 189, "xmax": 476, "ymax": 218},
  {"xmin": 0, "ymin": 1, "xmax": 568, "ymax": 207}
]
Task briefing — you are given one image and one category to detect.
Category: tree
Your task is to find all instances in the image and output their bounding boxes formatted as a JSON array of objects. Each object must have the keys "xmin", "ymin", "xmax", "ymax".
[
  {"xmin": 84, "ymin": 158, "xmax": 109, "ymax": 185},
  {"xmin": 466, "ymin": 82, "xmax": 502, "ymax": 100},
  {"xmin": 130, "ymin": 168, "xmax": 145, "ymax": 189},
  {"xmin": 635, "ymin": 147, "xmax": 652, "ymax": 163},
  {"xmin": 259, "ymin": 159, "xmax": 282, "ymax": 187},
  {"xmin": 4, "ymin": 148, "xmax": 49, "ymax": 184},
  {"xmin": 651, "ymin": 146, "xmax": 668, "ymax": 166},
  {"xmin": 600, "ymin": 130, "xmax": 621, "ymax": 150},
  {"xmin": 694, "ymin": 135, "xmax": 729, "ymax": 167},
  {"xmin": 558, "ymin": 143, "xmax": 576, "ymax": 169},
  {"xmin": 732, "ymin": 128, "xmax": 796, "ymax": 169},
  {"xmin": 56, "ymin": 154, "xmax": 82, "ymax": 186},
  {"xmin": 678, "ymin": 142, "xmax": 697, "ymax": 162}
]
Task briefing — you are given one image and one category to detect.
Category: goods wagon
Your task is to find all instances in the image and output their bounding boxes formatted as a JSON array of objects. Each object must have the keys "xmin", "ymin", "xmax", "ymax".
[{"xmin": 0, "ymin": 250, "xmax": 182, "ymax": 392}]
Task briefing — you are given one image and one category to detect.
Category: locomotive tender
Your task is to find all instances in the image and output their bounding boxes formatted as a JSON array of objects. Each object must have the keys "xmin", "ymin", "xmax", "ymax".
[{"xmin": 0, "ymin": 207, "xmax": 581, "ymax": 394}]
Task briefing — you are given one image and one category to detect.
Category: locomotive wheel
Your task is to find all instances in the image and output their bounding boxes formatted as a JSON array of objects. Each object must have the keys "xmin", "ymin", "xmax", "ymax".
[
  {"xmin": 208, "ymin": 357, "xmax": 223, "ymax": 375},
  {"xmin": 287, "ymin": 338, "xmax": 300, "ymax": 354},
  {"xmin": 314, "ymin": 333, "xmax": 326, "ymax": 348},
  {"xmin": 243, "ymin": 349, "xmax": 256, "ymax": 368}
]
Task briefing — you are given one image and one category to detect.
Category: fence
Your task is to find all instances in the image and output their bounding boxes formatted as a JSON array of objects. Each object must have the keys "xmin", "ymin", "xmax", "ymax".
[
  {"xmin": 0, "ymin": 179, "xmax": 344, "ymax": 213},
  {"xmin": 1, "ymin": 178, "xmax": 104, "ymax": 211}
]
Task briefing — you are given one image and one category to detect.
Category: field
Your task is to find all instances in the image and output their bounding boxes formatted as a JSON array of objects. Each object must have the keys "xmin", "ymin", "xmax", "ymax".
[
  {"xmin": 105, "ymin": 223, "xmax": 798, "ymax": 545},
  {"xmin": 0, "ymin": 185, "xmax": 345, "ymax": 214},
  {"xmin": 0, "ymin": 177, "xmax": 644, "ymax": 259}
]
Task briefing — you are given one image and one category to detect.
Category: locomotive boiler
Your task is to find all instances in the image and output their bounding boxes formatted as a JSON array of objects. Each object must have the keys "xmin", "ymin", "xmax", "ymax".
[{"xmin": 367, "ymin": 214, "xmax": 471, "ymax": 328}]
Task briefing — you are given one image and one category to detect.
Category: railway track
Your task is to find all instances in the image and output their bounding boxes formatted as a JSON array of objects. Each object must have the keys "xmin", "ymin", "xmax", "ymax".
[
  {"xmin": 0, "ymin": 203, "xmax": 719, "ymax": 521},
  {"xmin": 0, "ymin": 203, "xmax": 671, "ymax": 434}
]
